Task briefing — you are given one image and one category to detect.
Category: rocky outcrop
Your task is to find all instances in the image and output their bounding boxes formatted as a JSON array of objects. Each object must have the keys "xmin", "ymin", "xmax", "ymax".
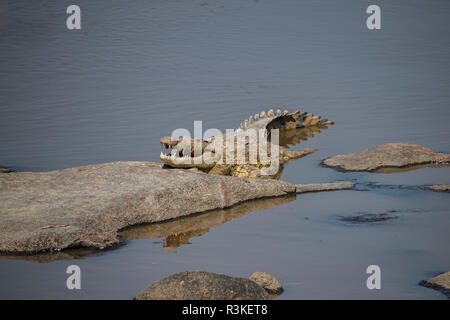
[
  {"xmin": 135, "ymin": 271, "xmax": 270, "ymax": 300},
  {"xmin": 0, "ymin": 161, "xmax": 359, "ymax": 255},
  {"xmin": 295, "ymin": 181, "xmax": 355, "ymax": 193},
  {"xmin": 322, "ymin": 143, "xmax": 450, "ymax": 172},
  {"xmin": 419, "ymin": 271, "xmax": 450, "ymax": 298},
  {"xmin": 0, "ymin": 161, "xmax": 295, "ymax": 254},
  {"xmin": 249, "ymin": 272, "xmax": 283, "ymax": 295}
]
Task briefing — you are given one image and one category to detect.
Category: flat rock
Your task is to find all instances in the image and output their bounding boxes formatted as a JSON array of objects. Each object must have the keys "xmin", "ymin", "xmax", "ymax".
[
  {"xmin": 0, "ymin": 161, "xmax": 295, "ymax": 253},
  {"xmin": 135, "ymin": 271, "xmax": 270, "ymax": 300},
  {"xmin": 419, "ymin": 271, "xmax": 450, "ymax": 298},
  {"xmin": 295, "ymin": 181, "xmax": 355, "ymax": 193},
  {"xmin": 249, "ymin": 272, "xmax": 283, "ymax": 295},
  {"xmin": 322, "ymin": 143, "xmax": 450, "ymax": 172},
  {"xmin": 426, "ymin": 184, "xmax": 450, "ymax": 193}
]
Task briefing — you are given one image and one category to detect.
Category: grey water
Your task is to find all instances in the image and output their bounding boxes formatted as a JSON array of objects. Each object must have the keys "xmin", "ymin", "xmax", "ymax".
[{"xmin": 0, "ymin": 0, "xmax": 449, "ymax": 299}]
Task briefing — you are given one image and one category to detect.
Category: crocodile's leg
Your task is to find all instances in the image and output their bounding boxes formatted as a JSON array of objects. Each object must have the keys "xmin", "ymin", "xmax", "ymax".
[
  {"xmin": 280, "ymin": 148, "xmax": 318, "ymax": 164},
  {"xmin": 230, "ymin": 164, "xmax": 285, "ymax": 179},
  {"xmin": 208, "ymin": 163, "xmax": 232, "ymax": 176}
]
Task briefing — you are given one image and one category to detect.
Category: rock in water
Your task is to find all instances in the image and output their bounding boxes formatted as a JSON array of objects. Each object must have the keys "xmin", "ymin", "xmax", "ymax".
[
  {"xmin": 419, "ymin": 271, "xmax": 450, "ymax": 298},
  {"xmin": 426, "ymin": 184, "xmax": 450, "ymax": 193},
  {"xmin": 0, "ymin": 161, "xmax": 295, "ymax": 254},
  {"xmin": 322, "ymin": 143, "xmax": 450, "ymax": 172},
  {"xmin": 249, "ymin": 272, "xmax": 283, "ymax": 295},
  {"xmin": 135, "ymin": 271, "xmax": 270, "ymax": 300},
  {"xmin": 295, "ymin": 181, "xmax": 355, "ymax": 193}
]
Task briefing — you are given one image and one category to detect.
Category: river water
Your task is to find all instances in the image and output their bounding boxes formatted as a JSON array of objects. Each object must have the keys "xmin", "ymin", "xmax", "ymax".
[{"xmin": 0, "ymin": 0, "xmax": 449, "ymax": 299}]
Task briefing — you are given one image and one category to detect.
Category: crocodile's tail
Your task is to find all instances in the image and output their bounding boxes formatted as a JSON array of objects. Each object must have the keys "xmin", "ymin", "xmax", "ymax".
[{"xmin": 239, "ymin": 109, "xmax": 334, "ymax": 131}]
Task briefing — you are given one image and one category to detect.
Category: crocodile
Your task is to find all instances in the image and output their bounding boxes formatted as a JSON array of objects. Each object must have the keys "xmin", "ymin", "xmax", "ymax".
[{"xmin": 160, "ymin": 109, "xmax": 334, "ymax": 179}]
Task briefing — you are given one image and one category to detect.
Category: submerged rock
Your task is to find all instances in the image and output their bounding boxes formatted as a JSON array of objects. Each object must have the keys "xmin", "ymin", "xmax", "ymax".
[
  {"xmin": 419, "ymin": 271, "xmax": 450, "ymax": 298},
  {"xmin": 0, "ymin": 161, "xmax": 295, "ymax": 253},
  {"xmin": 295, "ymin": 181, "xmax": 355, "ymax": 193},
  {"xmin": 426, "ymin": 184, "xmax": 450, "ymax": 193},
  {"xmin": 340, "ymin": 212, "xmax": 398, "ymax": 224},
  {"xmin": 135, "ymin": 271, "xmax": 270, "ymax": 300},
  {"xmin": 249, "ymin": 272, "xmax": 283, "ymax": 295},
  {"xmin": 322, "ymin": 143, "xmax": 450, "ymax": 172}
]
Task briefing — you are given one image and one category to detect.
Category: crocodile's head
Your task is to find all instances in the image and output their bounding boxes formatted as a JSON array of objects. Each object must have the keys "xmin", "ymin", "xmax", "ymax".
[{"xmin": 160, "ymin": 136, "xmax": 218, "ymax": 170}]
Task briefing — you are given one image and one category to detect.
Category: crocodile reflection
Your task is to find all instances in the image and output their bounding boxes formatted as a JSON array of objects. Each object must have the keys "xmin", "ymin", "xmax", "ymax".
[
  {"xmin": 277, "ymin": 125, "xmax": 330, "ymax": 148},
  {"xmin": 120, "ymin": 194, "xmax": 296, "ymax": 251}
]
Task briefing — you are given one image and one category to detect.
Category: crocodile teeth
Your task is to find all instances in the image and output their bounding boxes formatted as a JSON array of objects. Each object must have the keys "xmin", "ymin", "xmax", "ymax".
[
  {"xmin": 267, "ymin": 109, "xmax": 274, "ymax": 117},
  {"xmin": 160, "ymin": 152, "xmax": 171, "ymax": 160},
  {"xmin": 240, "ymin": 122, "xmax": 244, "ymax": 129},
  {"xmin": 249, "ymin": 115, "xmax": 253, "ymax": 123},
  {"xmin": 310, "ymin": 115, "xmax": 320, "ymax": 125},
  {"xmin": 303, "ymin": 114, "xmax": 313, "ymax": 125},
  {"xmin": 283, "ymin": 109, "xmax": 289, "ymax": 115},
  {"xmin": 260, "ymin": 110, "xmax": 266, "ymax": 118},
  {"xmin": 276, "ymin": 109, "xmax": 282, "ymax": 116},
  {"xmin": 244, "ymin": 119, "xmax": 249, "ymax": 128},
  {"xmin": 254, "ymin": 113, "xmax": 259, "ymax": 120}
]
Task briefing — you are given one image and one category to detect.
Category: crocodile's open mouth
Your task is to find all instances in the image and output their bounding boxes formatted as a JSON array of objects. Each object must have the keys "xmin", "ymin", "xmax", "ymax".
[
  {"xmin": 160, "ymin": 144, "xmax": 187, "ymax": 158},
  {"xmin": 160, "ymin": 140, "xmax": 191, "ymax": 165},
  {"xmin": 160, "ymin": 136, "xmax": 219, "ymax": 168},
  {"xmin": 160, "ymin": 137, "xmax": 201, "ymax": 167}
]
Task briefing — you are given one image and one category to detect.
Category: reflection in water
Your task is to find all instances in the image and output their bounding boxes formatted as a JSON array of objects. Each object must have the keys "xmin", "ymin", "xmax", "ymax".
[
  {"xmin": 375, "ymin": 163, "xmax": 449, "ymax": 174},
  {"xmin": 0, "ymin": 248, "xmax": 105, "ymax": 263},
  {"xmin": 264, "ymin": 125, "xmax": 332, "ymax": 179},
  {"xmin": 0, "ymin": 195, "xmax": 296, "ymax": 262},
  {"xmin": 275, "ymin": 125, "xmax": 331, "ymax": 149},
  {"xmin": 121, "ymin": 195, "xmax": 296, "ymax": 251}
]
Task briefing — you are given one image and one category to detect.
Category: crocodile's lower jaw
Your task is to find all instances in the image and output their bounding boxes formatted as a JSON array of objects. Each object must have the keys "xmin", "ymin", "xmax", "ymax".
[{"xmin": 160, "ymin": 153, "xmax": 195, "ymax": 168}]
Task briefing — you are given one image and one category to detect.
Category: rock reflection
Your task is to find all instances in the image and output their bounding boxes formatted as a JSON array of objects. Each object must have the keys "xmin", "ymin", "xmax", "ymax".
[
  {"xmin": 0, "ymin": 248, "xmax": 105, "ymax": 263},
  {"xmin": 375, "ymin": 163, "xmax": 449, "ymax": 173}
]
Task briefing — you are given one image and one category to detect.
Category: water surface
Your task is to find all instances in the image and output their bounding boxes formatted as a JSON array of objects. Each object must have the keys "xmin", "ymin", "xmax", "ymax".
[{"xmin": 0, "ymin": 0, "xmax": 449, "ymax": 299}]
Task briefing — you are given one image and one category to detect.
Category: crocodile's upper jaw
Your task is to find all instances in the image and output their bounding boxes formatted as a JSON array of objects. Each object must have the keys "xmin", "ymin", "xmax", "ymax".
[{"xmin": 160, "ymin": 136, "xmax": 215, "ymax": 169}]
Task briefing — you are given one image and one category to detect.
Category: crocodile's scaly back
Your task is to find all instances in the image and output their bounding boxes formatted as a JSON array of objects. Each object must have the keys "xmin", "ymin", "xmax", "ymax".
[{"xmin": 239, "ymin": 109, "xmax": 333, "ymax": 132}]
